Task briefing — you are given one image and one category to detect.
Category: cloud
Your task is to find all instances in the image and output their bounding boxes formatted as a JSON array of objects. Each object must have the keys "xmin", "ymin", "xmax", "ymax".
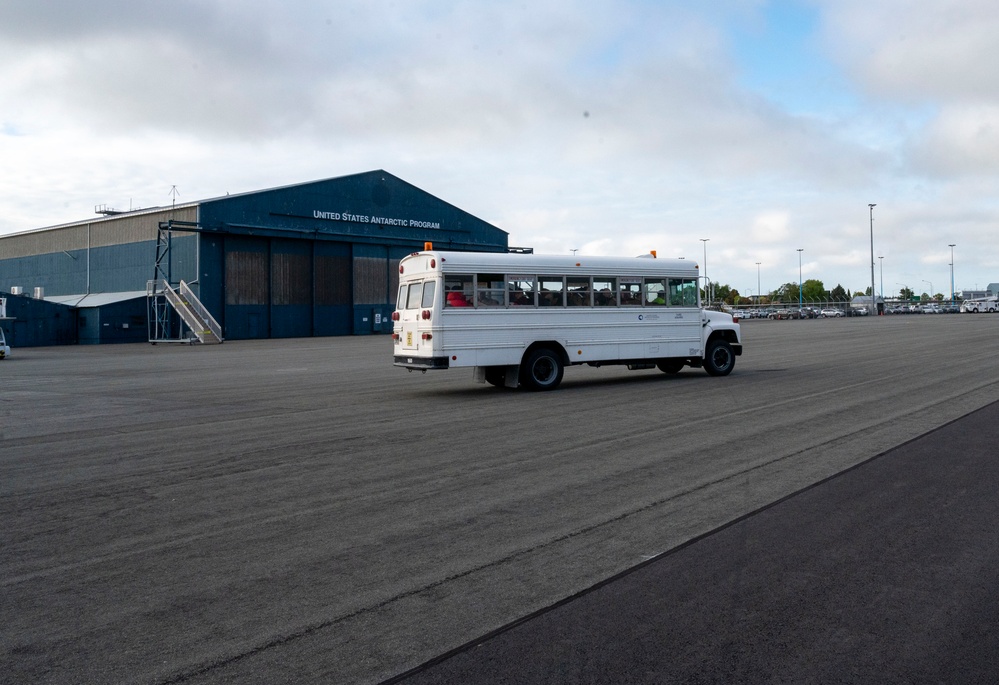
[{"xmin": 2, "ymin": 0, "xmax": 999, "ymax": 296}]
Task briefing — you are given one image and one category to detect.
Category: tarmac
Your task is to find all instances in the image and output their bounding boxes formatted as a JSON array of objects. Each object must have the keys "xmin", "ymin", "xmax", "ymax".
[{"xmin": 389, "ymin": 400, "xmax": 999, "ymax": 684}]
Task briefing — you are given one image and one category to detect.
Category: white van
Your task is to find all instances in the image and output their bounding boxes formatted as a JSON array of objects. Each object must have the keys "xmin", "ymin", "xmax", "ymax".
[{"xmin": 0, "ymin": 327, "xmax": 9, "ymax": 359}]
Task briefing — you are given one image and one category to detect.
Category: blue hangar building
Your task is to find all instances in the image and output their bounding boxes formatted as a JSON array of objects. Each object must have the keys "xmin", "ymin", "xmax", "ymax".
[{"xmin": 0, "ymin": 170, "xmax": 509, "ymax": 345}]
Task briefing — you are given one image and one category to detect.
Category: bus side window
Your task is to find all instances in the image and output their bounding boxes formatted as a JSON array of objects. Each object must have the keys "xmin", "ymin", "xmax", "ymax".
[
  {"xmin": 566, "ymin": 276, "xmax": 591, "ymax": 306},
  {"xmin": 444, "ymin": 275, "xmax": 474, "ymax": 308},
  {"xmin": 421, "ymin": 280, "xmax": 436, "ymax": 308},
  {"xmin": 476, "ymin": 273, "xmax": 505, "ymax": 307},
  {"xmin": 593, "ymin": 278, "xmax": 617, "ymax": 306},
  {"xmin": 620, "ymin": 278, "xmax": 642, "ymax": 306},
  {"xmin": 539, "ymin": 277, "xmax": 565, "ymax": 306},
  {"xmin": 670, "ymin": 277, "xmax": 698, "ymax": 306},
  {"xmin": 507, "ymin": 275, "xmax": 536, "ymax": 306},
  {"xmin": 645, "ymin": 278, "xmax": 667, "ymax": 306}
]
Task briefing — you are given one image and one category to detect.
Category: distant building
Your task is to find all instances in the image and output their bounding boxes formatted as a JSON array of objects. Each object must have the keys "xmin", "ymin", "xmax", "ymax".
[{"xmin": 850, "ymin": 294, "xmax": 885, "ymax": 314}]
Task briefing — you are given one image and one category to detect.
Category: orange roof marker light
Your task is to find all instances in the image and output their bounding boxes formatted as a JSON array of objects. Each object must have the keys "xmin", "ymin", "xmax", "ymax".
[{"xmin": 424, "ymin": 242, "xmax": 433, "ymax": 250}]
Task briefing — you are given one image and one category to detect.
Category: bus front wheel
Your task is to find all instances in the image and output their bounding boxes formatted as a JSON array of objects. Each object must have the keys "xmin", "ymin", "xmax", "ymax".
[
  {"xmin": 704, "ymin": 339, "xmax": 735, "ymax": 377},
  {"xmin": 521, "ymin": 348, "xmax": 564, "ymax": 391}
]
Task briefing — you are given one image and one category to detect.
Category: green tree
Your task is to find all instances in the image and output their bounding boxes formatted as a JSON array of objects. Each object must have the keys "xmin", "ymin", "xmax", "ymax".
[
  {"xmin": 830, "ymin": 284, "xmax": 848, "ymax": 303},
  {"xmin": 713, "ymin": 283, "xmax": 733, "ymax": 304},
  {"xmin": 802, "ymin": 279, "xmax": 827, "ymax": 303},
  {"xmin": 898, "ymin": 286, "xmax": 914, "ymax": 300},
  {"xmin": 773, "ymin": 282, "xmax": 800, "ymax": 304}
]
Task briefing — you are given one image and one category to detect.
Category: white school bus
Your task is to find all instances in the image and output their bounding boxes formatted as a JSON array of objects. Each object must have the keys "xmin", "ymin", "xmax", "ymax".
[{"xmin": 391, "ymin": 249, "xmax": 742, "ymax": 391}]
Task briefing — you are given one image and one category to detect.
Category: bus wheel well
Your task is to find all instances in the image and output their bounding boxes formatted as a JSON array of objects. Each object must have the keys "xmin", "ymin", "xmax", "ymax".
[
  {"xmin": 708, "ymin": 330, "xmax": 739, "ymax": 347},
  {"xmin": 523, "ymin": 341, "xmax": 569, "ymax": 365}
]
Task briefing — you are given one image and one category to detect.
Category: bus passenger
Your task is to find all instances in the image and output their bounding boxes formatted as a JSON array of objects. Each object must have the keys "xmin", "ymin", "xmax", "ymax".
[{"xmin": 446, "ymin": 291, "xmax": 471, "ymax": 307}]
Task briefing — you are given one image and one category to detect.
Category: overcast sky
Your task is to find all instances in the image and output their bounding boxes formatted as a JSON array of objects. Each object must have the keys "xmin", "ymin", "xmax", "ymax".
[{"xmin": 2, "ymin": 0, "xmax": 998, "ymax": 298}]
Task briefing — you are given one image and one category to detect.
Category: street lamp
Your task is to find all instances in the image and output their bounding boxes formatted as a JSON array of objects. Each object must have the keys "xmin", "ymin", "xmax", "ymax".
[
  {"xmin": 949, "ymin": 244, "xmax": 956, "ymax": 303},
  {"xmin": 923, "ymin": 280, "xmax": 933, "ymax": 302},
  {"xmin": 878, "ymin": 256, "xmax": 884, "ymax": 301},
  {"xmin": 797, "ymin": 248, "xmax": 804, "ymax": 309},
  {"xmin": 869, "ymin": 203, "xmax": 877, "ymax": 315},
  {"xmin": 700, "ymin": 238, "xmax": 710, "ymax": 304},
  {"xmin": 756, "ymin": 262, "xmax": 761, "ymax": 306}
]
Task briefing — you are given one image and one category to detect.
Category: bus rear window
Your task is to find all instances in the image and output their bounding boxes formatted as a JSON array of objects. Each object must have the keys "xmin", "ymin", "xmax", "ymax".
[{"xmin": 405, "ymin": 283, "xmax": 424, "ymax": 309}]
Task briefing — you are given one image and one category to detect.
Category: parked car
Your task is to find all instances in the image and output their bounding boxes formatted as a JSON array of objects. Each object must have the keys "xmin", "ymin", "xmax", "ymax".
[{"xmin": 820, "ymin": 308, "xmax": 844, "ymax": 317}]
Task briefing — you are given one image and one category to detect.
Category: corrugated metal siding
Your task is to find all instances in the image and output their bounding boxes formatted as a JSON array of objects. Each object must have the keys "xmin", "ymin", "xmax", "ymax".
[
  {"xmin": 316, "ymin": 252, "xmax": 351, "ymax": 306},
  {"xmin": 272, "ymin": 243, "xmax": 311, "ymax": 306},
  {"xmin": 225, "ymin": 250, "xmax": 269, "ymax": 305},
  {"xmin": 0, "ymin": 226, "xmax": 88, "ymax": 259},
  {"xmin": 353, "ymin": 256, "xmax": 388, "ymax": 305},
  {"xmin": 0, "ymin": 205, "xmax": 197, "ymax": 258},
  {"xmin": 91, "ymin": 206, "xmax": 196, "ymax": 248}
]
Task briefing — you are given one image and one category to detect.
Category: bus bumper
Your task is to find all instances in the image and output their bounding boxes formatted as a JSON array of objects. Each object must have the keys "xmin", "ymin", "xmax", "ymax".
[{"xmin": 394, "ymin": 355, "xmax": 450, "ymax": 370}]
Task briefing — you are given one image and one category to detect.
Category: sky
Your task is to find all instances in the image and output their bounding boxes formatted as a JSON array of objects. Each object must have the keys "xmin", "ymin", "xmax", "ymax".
[{"xmin": 2, "ymin": 0, "xmax": 998, "ymax": 299}]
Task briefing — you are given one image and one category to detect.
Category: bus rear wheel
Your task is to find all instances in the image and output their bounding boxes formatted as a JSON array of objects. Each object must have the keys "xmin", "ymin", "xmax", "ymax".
[
  {"xmin": 704, "ymin": 339, "xmax": 735, "ymax": 376},
  {"xmin": 520, "ymin": 348, "xmax": 564, "ymax": 391},
  {"xmin": 484, "ymin": 367, "xmax": 506, "ymax": 387}
]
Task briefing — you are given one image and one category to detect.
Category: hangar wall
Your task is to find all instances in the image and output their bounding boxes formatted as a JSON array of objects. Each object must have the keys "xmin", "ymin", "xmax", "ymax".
[
  {"xmin": 0, "ymin": 206, "xmax": 199, "ymax": 297},
  {"xmin": 0, "ymin": 170, "xmax": 508, "ymax": 344}
]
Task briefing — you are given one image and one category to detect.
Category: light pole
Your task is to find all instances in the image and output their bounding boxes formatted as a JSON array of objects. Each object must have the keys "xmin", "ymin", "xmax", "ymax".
[
  {"xmin": 878, "ymin": 256, "xmax": 884, "ymax": 301},
  {"xmin": 797, "ymin": 248, "xmax": 804, "ymax": 309},
  {"xmin": 949, "ymin": 244, "xmax": 956, "ymax": 303},
  {"xmin": 923, "ymin": 280, "xmax": 933, "ymax": 302},
  {"xmin": 869, "ymin": 203, "xmax": 877, "ymax": 314},
  {"xmin": 756, "ymin": 262, "xmax": 761, "ymax": 306},
  {"xmin": 700, "ymin": 238, "xmax": 710, "ymax": 304}
]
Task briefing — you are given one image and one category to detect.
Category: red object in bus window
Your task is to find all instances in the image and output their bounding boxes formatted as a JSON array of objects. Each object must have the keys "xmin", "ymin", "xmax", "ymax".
[{"xmin": 446, "ymin": 291, "xmax": 471, "ymax": 307}]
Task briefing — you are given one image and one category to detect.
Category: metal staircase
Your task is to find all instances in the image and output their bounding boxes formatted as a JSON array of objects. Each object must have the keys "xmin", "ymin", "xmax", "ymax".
[
  {"xmin": 148, "ymin": 279, "xmax": 223, "ymax": 344},
  {"xmin": 147, "ymin": 218, "xmax": 223, "ymax": 344}
]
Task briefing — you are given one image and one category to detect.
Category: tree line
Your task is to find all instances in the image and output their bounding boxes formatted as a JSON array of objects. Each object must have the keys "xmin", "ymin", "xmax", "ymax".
[{"xmin": 705, "ymin": 281, "xmax": 946, "ymax": 306}]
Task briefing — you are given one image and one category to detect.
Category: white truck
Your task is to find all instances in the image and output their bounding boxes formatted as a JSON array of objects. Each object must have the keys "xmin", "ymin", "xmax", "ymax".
[
  {"xmin": 0, "ymin": 326, "xmax": 9, "ymax": 359},
  {"xmin": 960, "ymin": 296, "xmax": 998, "ymax": 313}
]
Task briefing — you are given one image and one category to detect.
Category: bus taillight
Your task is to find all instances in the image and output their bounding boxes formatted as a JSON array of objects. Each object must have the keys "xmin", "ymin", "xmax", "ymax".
[
  {"xmin": 391, "ymin": 311, "xmax": 400, "ymax": 321},
  {"xmin": 421, "ymin": 309, "xmax": 432, "ymax": 320},
  {"xmin": 421, "ymin": 332, "xmax": 433, "ymax": 340}
]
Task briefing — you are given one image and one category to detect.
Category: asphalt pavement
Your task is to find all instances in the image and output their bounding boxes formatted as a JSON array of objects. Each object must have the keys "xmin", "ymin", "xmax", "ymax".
[
  {"xmin": 4, "ymin": 317, "xmax": 999, "ymax": 684},
  {"xmin": 390, "ymin": 400, "xmax": 999, "ymax": 684}
]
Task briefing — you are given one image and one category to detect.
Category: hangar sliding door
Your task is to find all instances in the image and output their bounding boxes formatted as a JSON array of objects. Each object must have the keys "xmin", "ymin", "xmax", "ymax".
[
  {"xmin": 315, "ymin": 241, "xmax": 352, "ymax": 336},
  {"xmin": 270, "ymin": 238, "xmax": 312, "ymax": 338},
  {"xmin": 224, "ymin": 236, "xmax": 269, "ymax": 339}
]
